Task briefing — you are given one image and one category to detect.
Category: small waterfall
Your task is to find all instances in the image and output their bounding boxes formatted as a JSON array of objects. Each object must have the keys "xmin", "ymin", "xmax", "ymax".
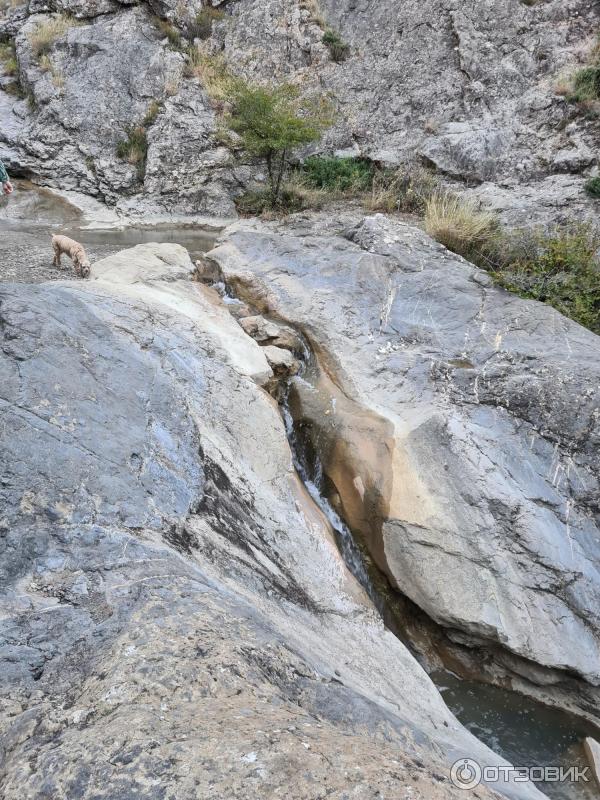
[{"xmin": 281, "ymin": 389, "xmax": 377, "ymax": 603}]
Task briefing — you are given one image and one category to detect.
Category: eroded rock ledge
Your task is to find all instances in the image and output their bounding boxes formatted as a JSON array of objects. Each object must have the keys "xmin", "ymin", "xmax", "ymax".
[
  {"xmin": 207, "ymin": 212, "xmax": 600, "ymax": 722},
  {"xmin": 0, "ymin": 241, "xmax": 544, "ymax": 798}
]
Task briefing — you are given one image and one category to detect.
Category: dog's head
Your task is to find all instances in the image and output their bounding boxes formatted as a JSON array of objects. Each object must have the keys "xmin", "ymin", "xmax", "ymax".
[{"xmin": 80, "ymin": 260, "xmax": 91, "ymax": 279}]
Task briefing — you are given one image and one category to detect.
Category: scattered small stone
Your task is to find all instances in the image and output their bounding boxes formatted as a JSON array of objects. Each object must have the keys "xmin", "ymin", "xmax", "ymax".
[{"xmin": 262, "ymin": 345, "xmax": 300, "ymax": 376}]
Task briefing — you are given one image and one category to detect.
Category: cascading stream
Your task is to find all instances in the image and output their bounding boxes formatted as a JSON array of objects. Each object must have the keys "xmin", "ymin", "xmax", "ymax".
[
  {"xmin": 280, "ymin": 384, "xmax": 377, "ymax": 607},
  {"xmin": 236, "ymin": 306, "xmax": 600, "ymax": 800}
]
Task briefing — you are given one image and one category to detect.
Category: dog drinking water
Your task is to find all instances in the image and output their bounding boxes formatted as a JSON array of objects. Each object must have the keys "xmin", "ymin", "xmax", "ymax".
[{"xmin": 51, "ymin": 234, "xmax": 91, "ymax": 278}]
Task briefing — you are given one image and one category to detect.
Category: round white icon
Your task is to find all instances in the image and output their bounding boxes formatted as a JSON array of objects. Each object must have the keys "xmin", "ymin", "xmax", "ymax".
[{"xmin": 450, "ymin": 758, "xmax": 483, "ymax": 789}]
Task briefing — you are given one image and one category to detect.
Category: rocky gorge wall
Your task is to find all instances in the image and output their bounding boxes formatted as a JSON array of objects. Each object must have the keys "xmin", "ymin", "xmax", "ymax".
[
  {"xmin": 0, "ymin": 237, "xmax": 548, "ymax": 800},
  {"xmin": 1, "ymin": 0, "xmax": 599, "ymax": 222}
]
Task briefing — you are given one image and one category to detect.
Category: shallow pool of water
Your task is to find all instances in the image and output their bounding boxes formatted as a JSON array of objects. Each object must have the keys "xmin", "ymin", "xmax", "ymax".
[
  {"xmin": 0, "ymin": 183, "xmax": 221, "ymax": 283},
  {"xmin": 434, "ymin": 670, "xmax": 598, "ymax": 799}
]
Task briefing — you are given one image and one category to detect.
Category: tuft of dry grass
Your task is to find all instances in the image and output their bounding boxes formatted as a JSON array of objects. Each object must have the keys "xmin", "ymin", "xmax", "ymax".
[
  {"xmin": 164, "ymin": 77, "xmax": 180, "ymax": 96},
  {"xmin": 28, "ymin": 14, "xmax": 79, "ymax": 58},
  {"xmin": 184, "ymin": 46, "xmax": 233, "ymax": 104},
  {"xmin": 0, "ymin": 0, "xmax": 21, "ymax": 16},
  {"xmin": 424, "ymin": 193, "xmax": 498, "ymax": 258},
  {"xmin": 283, "ymin": 172, "xmax": 328, "ymax": 208},
  {"xmin": 143, "ymin": 99, "xmax": 161, "ymax": 126},
  {"xmin": 299, "ymin": 0, "xmax": 325, "ymax": 28},
  {"xmin": 366, "ymin": 164, "xmax": 439, "ymax": 214},
  {"xmin": 553, "ymin": 75, "xmax": 571, "ymax": 96},
  {"xmin": 235, "ymin": 174, "xmax": 328, "ymax": 217},
  {"xmin": 38, "ymin": 53, "xmax": 65, "ymax": 90}
]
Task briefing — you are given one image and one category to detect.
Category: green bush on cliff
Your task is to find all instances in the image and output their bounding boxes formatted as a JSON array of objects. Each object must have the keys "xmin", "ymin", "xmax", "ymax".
[
  {"xmin": 570, "ymin": 65, "xmax": 600, "ymax": 102},
  {"xmin": 423, "ymin": 192, "xmax": 600, "ymax": 334},
  {"xmin": 490, "ymin": 224, "xmax": 600, "ymax": 334},
  {"xmin": 322, "ymin": 29, "xmax": 349, "ymax": 62},
  {"xmin": 225, "ymin": 80, "xmax": 333, "ymax": 207},
  {"xmin": 116, "ymin": 125, "xmax": 148, "ymax": 180},
  {"xmin": 0, "ymin": 41, "xmax": 17, "ymax": 76},
  {"xmin": 585, "ymin": 176, "xmax": 600, "ymax": 198},
  {"xmin": 302, "ymin": 156, "xmax": 373, "ymax": 192}
]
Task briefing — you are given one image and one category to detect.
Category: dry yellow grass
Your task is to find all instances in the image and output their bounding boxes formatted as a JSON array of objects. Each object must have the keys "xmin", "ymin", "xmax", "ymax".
[
  {"xmin": 365, "ymin": 165, "xmax": 438, "ymax": 214},
  {"xmin": 38, "ymin": 53, "xmax": 64, "ymax": 90},
  {"xmin": 299, "ymin": 0, "xmax": 325, "ymax": 27},
  {"xmin": 0, "ymin": 0, "xmax": 21, "ymax": 15},
  {"xmin": 185, "ymin": 47, "xmax": 234, "ymax": 104},
  {"xmin": 553, "ymin": 76, "xmax": 571, "ymax": 96},
  {"xmin": 283, "ymin": 173, "xmax": 328, "ymax": 207},
  {"xmin": 28, "ymin": 14, "xmax": 79, "ymax": 58},
  {"xmin": 424, "ymin": 192, "xmax": 498, "ymax": 257}
]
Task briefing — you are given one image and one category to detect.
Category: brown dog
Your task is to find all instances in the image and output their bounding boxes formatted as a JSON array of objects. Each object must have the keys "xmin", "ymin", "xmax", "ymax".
[{"xmin": 51, "ymin": 234, "xmax": 91, "ymax": 278}]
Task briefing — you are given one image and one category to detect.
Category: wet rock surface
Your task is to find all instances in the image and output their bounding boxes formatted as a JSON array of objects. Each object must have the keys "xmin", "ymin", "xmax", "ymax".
[
  {"xmin": 208, "ymin": 213, "xmax": 600, "ymax": 710},
  {"xmin": 0, "ymin": 241, "xmax": 543, "ymax": 799}
]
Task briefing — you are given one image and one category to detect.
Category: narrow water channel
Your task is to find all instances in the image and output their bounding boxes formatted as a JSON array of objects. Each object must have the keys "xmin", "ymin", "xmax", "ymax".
[
  {"xmin": 276, "ymin": 348, "xmax": 599, "ymax": 800},
  {"xmin": 2, "ymin": 188, "xmax": 597, "ymax": 800}
]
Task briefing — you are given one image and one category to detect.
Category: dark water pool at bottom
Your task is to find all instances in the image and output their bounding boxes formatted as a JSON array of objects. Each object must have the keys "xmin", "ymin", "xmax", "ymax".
[{"xmin": 433, "ymin": 670, "xmax": 599, "ymax": 799}]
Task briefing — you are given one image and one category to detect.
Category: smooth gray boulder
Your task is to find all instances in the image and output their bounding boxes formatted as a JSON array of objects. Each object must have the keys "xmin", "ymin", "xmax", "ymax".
[
  {"xmin": 208, "ymin": 214, "xmax": 600, "ymax": 702},
  {"xmin": 0, "ymin": 243, "xmax": 543, "ymax": 799}
]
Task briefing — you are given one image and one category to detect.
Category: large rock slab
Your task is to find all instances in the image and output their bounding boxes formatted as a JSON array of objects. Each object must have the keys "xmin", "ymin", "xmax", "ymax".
[
  {"xmin": 208, "ymin": 214, "xmax": 600, "ymax": 693},
  {"xmin": 0, "ymin": 243, "xmax": 542, "ymax": 798}
]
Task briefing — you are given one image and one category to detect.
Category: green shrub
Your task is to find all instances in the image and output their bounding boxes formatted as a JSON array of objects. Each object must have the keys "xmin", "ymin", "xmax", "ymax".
[
  {"xmin": 490, "ymin": 224, "xmax": 600, "ymax": 334},
  {"xmin": 299, "ymin": 158, "xmax": 439, "ymax": 210},
  {"xmin": 569, "ymin": 65, "xmax": 600, "ymax": 102},
  {"xmin": 189, "ymin": 7, "xmax": 225, "ymax": 40},
  {"xmin": 585, "ymin": 176, "xmax": 600, "ymax": 197},
  {"xmin": 302, "ymin": 156, "xmax": 373, "ymax": 192},
  {"xmin": 116, "ymin": 125, "xmax": 148, "ymax": 181},
  {"xmin": 0, "ymin": 41, "xmax": 17, "ymax": 76},
  {"xmin": 225, "ymin": 81, "xmax": 332, "ymax": 206},
  {"xmin": 115, "ymin": 101, "xmax": 162, "ymax": 181},
  {"xmin": 322, "ymin": 28, "xmax": 349, "ymax": 62}
]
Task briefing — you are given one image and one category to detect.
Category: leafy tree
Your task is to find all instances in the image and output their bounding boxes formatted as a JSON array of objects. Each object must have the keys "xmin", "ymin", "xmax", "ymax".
[{"xmin": 225, "ymin": 81, "xmax": 332, "ymax": 206}]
